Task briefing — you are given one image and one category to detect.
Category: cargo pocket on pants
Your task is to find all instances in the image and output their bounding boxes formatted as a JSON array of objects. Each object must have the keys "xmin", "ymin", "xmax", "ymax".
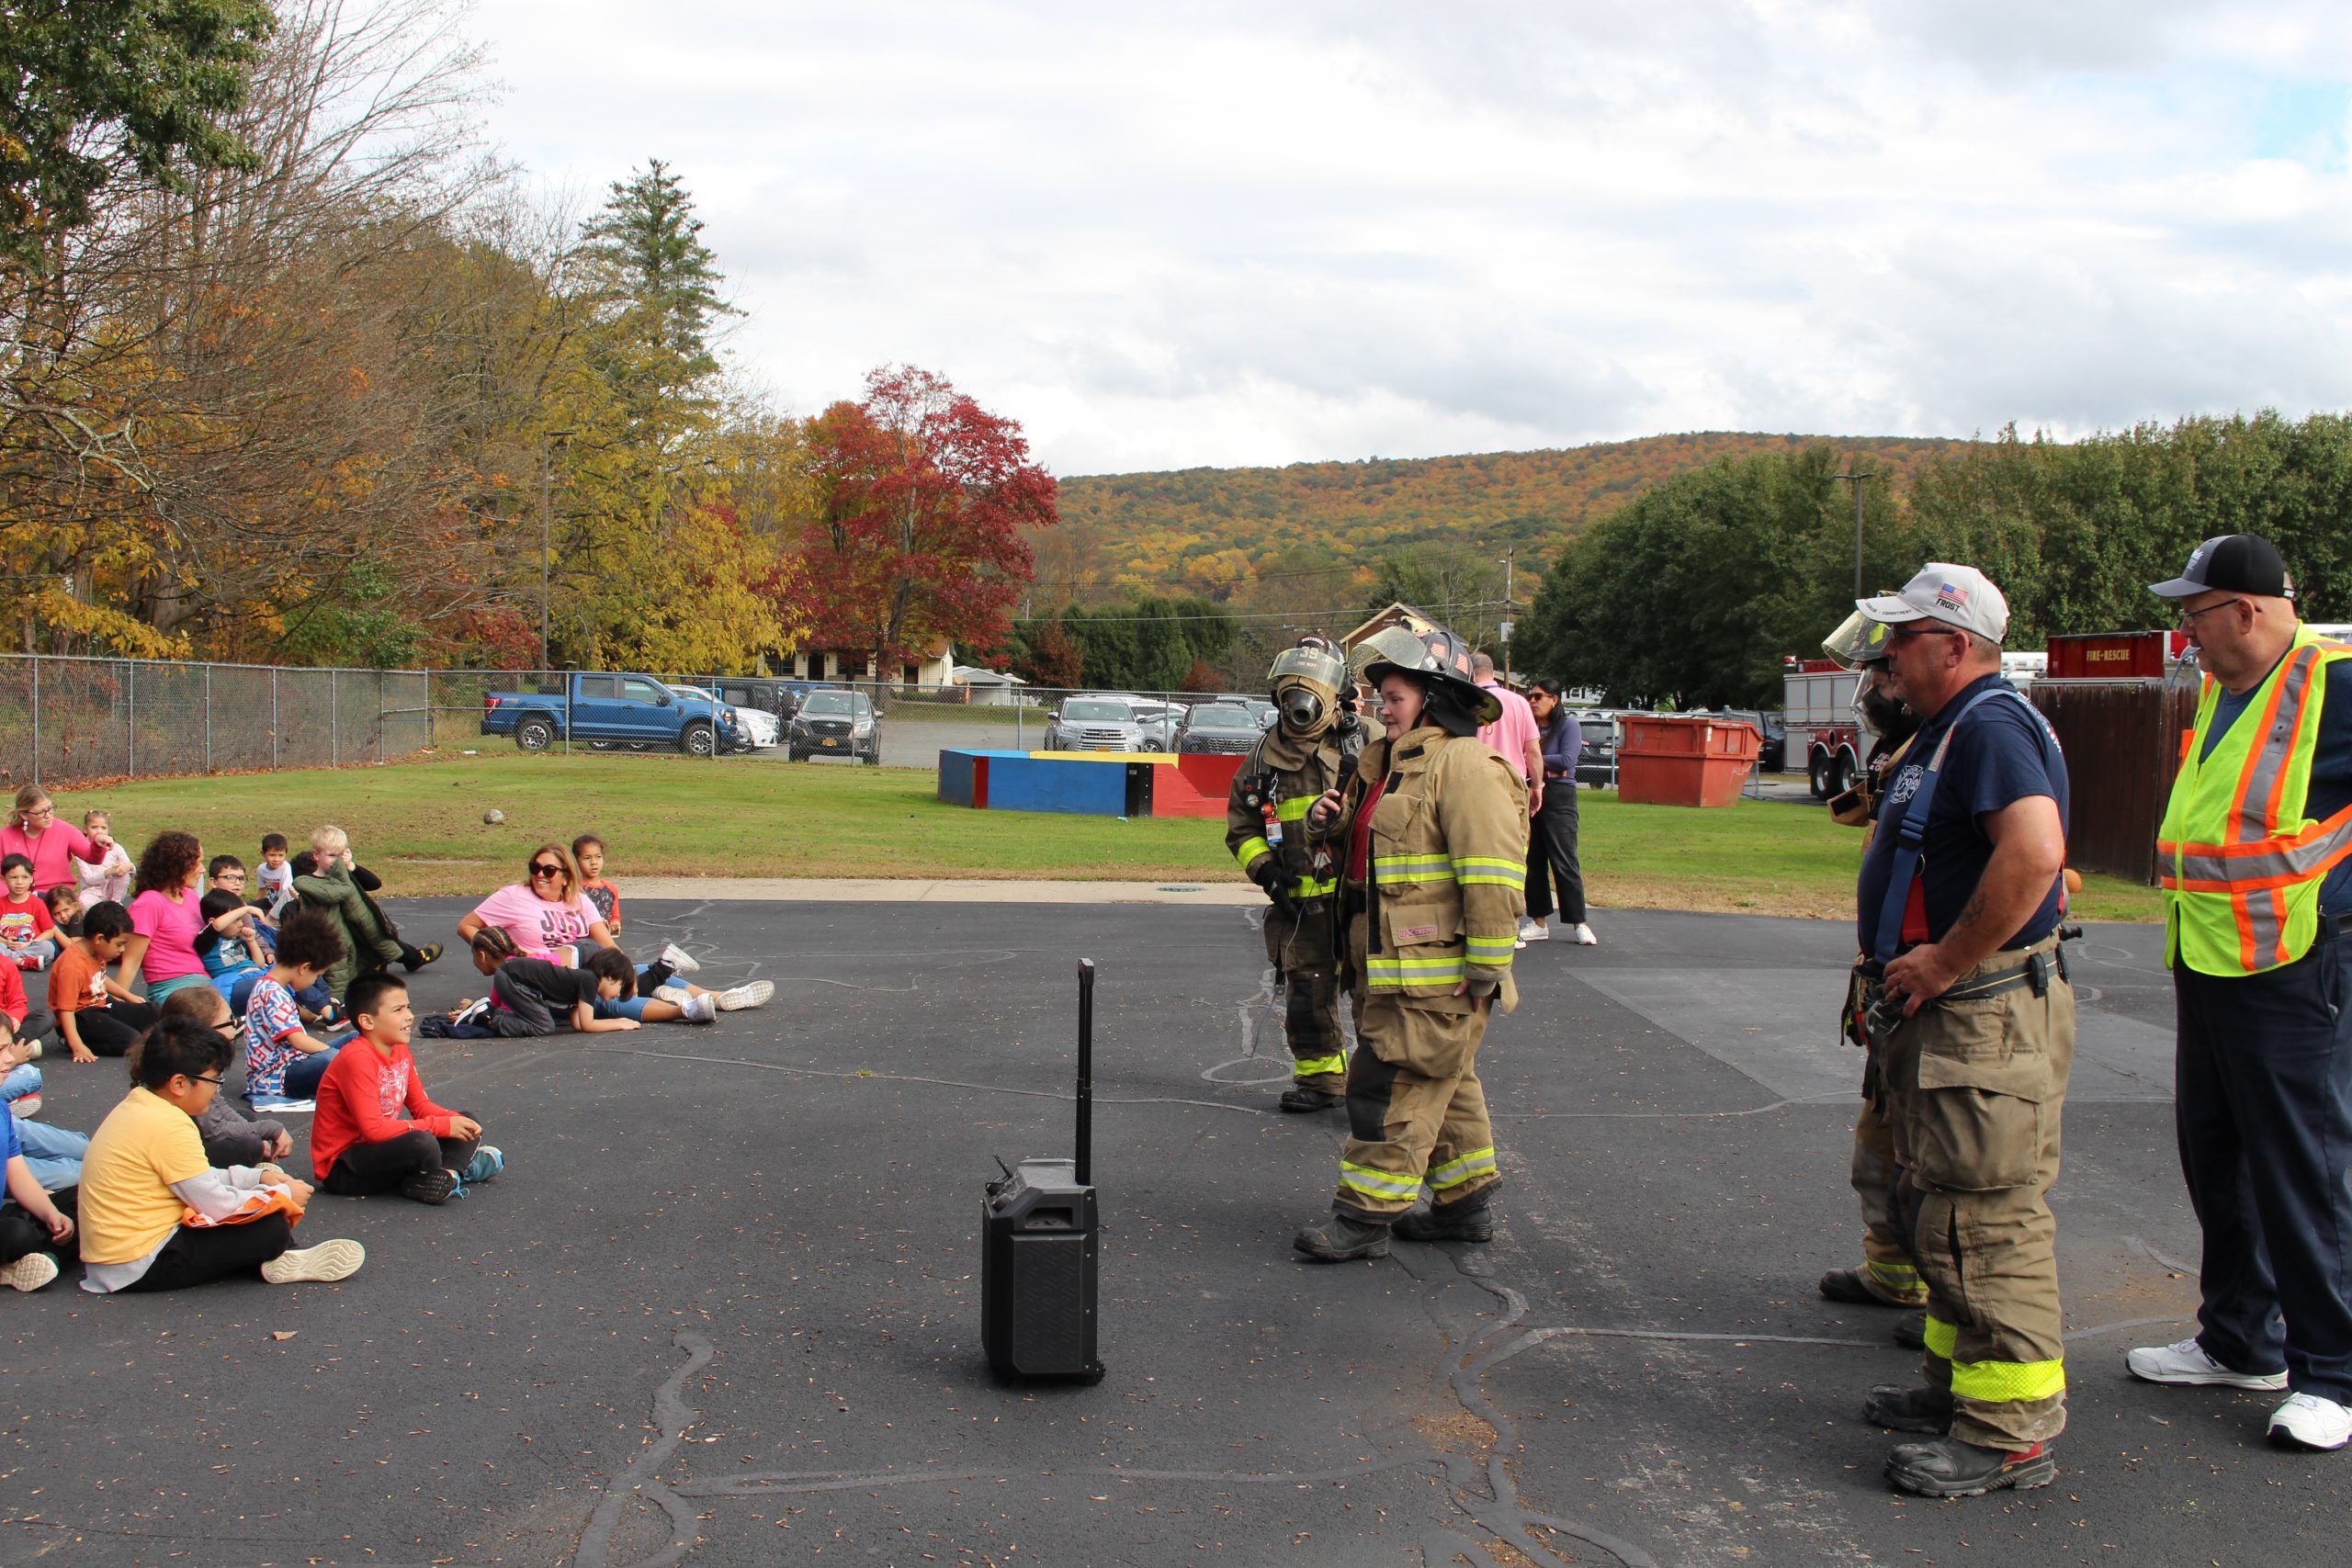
[{"xmin": 1908, "ymin": 1043, "xmax": 2051, "ymax": 1192}]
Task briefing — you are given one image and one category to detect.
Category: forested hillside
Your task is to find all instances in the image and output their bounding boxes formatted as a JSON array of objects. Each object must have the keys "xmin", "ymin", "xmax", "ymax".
[{"xmin": 1041, "ymin": 433, "xmax": 1975, "ymax": 605}]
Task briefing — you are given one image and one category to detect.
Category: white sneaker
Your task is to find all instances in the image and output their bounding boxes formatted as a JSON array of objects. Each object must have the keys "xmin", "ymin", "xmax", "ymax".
[
  {"xmin": 680, "ymin": 991, "xmax": 718, "ymax": 1023},
  {"xmin": 652, "ymin": 985, "xmax": 694, "ymax": 1005},
  {"xmin": 2126, "ymin": 1336, "xmax": 2289, "ymax": 1390},
  {"xmin": 261, "ymin": 1239, "xmax": 366, "ymax": 1285},
  {"xmin": 659, "ymin": 942, "xmax": 702, "ymax": 976},
  {"xmin": 715, "ymin": 980, "xmax": 774, "ymax": 1011},
  {"xmin": 1572, "ymin": 922, "xmax": 1598, "ymax": 946},
  {"xmin": 1, "ymin": 1252, "xmax": 59, "ymax": 1292},
  {"xmin": 1518, "ymin": 919, "xmax": 1551, "ymax": 942},
  {"xmin": 2269, "ymin": 1392, "xmax": 2352, "ymax": 1451}
]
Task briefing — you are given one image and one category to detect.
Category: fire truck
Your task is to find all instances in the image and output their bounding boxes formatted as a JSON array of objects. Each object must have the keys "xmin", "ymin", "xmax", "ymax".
[{"xmin": 1782, "ymin": 657, "xmax": 1860, "ymax": 800}]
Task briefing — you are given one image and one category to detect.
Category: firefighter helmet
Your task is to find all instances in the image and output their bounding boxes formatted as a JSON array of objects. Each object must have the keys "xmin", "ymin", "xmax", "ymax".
[
  {"xmin": 1352, "ymin": 620, "xmax": 1502, "ymax": 727},
  {"xmin": 1821, "ymin": 608, "xmax": 1896, "ymax": 670},
  {"xmin": 1267, "ymin": 637, "xmax": 1349, "ymax": 737}
]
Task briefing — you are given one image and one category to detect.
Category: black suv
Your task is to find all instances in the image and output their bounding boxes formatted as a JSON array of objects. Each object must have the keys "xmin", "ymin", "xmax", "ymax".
[
  {"xmin": 787, "ymin": 687, "xmax": 881, "ymax": 764},
  {"xmin": 1176, "ymin": 703, "xmax": 1262, "ymax": 755}
]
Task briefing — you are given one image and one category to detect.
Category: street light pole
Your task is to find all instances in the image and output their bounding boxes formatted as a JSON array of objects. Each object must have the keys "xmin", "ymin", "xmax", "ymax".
[
  {"xmin": 1831, "ymin": 469, "xmax": 1877, "ymax": 598},
  {"xmin": 539, "ymin": 430, "xmax": 575, "ymax": 671}
]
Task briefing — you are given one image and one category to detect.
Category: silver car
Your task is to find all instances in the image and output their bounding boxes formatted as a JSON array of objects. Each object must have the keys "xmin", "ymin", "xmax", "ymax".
[{"xmin": 1046, "ymin": 697, "xmax": 1151, "ymax": 752}]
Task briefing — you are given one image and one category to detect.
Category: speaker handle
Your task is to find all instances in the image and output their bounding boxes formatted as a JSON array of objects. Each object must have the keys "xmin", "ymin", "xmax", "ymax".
[{"xmin": 1076, "ymin": 958, "xmax": 1094, "ymax": 1187}]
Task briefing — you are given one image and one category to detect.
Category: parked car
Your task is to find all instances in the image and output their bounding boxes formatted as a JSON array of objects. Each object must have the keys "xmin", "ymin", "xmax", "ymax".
[
  {"xmin": 1102, "ymin": 694, "xmax": 1176, "ymax": 750},
  {"xmin": 786, "ymin": 687, "xmax": 880, "ymax": 763},
  {"xmin": 671, "ymin": 683, "xmax": 778, "ymax": 749},
  {"xmin": 1045, "ymin": 697, "xmax": 1151, "ymax": 752},
  {"xmin": 707, "ymin": 676, "xmax": 801, "ymax": 721},
  {"xmin": 1176, "ymin": 703, "xmax": 1262, "ymax": 755},
  {"xmin": 1240, "ymin": 699, "xmax": 1278, "ymax": 730},
  {"xmin": 481, "ymin": 672, "xmax": 742, "ymax": 756},
  {"xmin": 1715, "ymin": 709, "xmax": 1788, "ymax": 773},
  {"xmin": 1565, "ymin": 708, "xmax": 1621, "ymax": 787}
]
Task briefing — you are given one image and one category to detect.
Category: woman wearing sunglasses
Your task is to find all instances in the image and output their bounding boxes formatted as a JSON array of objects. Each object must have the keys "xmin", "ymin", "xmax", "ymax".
[{"xmin": 455, "ymin": 848, "xmax": 766, "ymax": 1021}]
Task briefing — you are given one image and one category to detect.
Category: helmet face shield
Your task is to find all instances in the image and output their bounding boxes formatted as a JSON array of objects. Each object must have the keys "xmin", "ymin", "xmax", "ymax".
[
  {"xmin": 1351, "ymin": 621, "xmax": 1501, "ymax": 727},
  {"xmin": 1822, "ymin": 609, "xmax": 1895, "ymax": 670}
]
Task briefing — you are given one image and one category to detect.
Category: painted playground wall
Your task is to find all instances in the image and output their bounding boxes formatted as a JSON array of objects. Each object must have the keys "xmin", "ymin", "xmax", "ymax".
[{"xmin": 936, "ymin": 750, "xmax": 1245, "ymax": 818}]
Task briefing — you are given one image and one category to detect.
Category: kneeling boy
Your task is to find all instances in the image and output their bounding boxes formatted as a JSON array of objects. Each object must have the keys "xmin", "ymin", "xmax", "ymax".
[{"xmin": 312, "ymin": 973, "xmax": 503, "ymax": 1205}]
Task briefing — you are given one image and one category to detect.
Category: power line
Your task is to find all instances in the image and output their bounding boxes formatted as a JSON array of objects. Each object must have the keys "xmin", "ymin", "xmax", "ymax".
[{"xmin": 1012, "ymin": 598, "xmax": 1510, "ymax": 626}]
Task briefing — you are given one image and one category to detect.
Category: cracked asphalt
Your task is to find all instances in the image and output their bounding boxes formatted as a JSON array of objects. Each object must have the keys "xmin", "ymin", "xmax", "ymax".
[{"xmin": 4, "ymin": 897, "xmax": 2343, "ymax": 1566}]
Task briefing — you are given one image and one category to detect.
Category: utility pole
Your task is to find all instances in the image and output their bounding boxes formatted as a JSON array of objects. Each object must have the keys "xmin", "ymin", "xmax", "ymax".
[
  {"xmin": 1831, "ymin": 468, "xmax": 1877, "ymax": 598},
  {"xmin": 1497, "ymin": 547, "xmax": 1515, "ymax": 671},
  {"xmin": 539, "ymin": 430, "xmax": 575, "ymax": 671}
]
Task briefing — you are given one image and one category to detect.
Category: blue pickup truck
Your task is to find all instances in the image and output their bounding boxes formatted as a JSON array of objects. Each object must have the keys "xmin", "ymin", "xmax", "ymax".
[{"xmin": 480, "ymin": 672, "xmax": 745, "ymax": 755}]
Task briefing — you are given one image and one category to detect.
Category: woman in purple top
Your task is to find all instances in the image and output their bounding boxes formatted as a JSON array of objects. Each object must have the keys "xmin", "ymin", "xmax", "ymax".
[
  {"xmin": 1521, "ymin": 679, "xmax": 1595, "ymax": 947},
  {"xmin": 2, "ymin": 786, "xmax": 116, "ymax": 896}
]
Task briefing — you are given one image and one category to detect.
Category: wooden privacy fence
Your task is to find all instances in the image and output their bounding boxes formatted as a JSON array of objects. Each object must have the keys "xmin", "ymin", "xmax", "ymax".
[{"xmin": 2028, "ymin": 679, "xmax": 2198, "ymax": 887}]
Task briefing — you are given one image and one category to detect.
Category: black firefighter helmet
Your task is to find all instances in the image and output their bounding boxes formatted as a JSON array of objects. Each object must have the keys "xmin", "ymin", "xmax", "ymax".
[{"xmin": 1351, "ymin": 615, "xmax": 1502, "ymax": 732}]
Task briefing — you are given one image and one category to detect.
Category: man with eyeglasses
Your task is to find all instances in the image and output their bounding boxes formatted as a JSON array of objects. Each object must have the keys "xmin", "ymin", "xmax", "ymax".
[
  {"xmin": 2129, "ymin": 535, "xmax": 2352, "ymax": 1454},
  {"xmin": 1841, "ymin": 563, "xmax": 2075, "ymax": 1498}
]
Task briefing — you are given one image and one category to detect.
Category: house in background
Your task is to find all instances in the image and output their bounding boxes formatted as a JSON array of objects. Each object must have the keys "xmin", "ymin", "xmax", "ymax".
[
  {"xmin": 951, "ymin": 666, "xmax": 1029, "ymax": 705},
  {"xmin": 783, "ymin": 640, "xmax": 956, "ymax": 688}
]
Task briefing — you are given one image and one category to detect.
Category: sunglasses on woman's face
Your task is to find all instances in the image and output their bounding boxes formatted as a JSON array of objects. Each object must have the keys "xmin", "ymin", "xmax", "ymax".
[{"xmin": 530, "ymin": 863, "xmax": 564, "ymax": 878}]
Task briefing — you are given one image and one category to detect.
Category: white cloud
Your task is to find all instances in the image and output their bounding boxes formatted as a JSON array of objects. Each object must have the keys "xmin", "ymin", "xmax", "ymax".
[{"xmin": 463, "ymin": 0, "xmax": 2352, "ymax": 472}]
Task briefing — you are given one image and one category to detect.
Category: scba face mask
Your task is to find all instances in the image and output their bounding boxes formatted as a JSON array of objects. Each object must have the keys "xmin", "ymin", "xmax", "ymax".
[{"xmin": 1275, "ymin": 678, "xmax": 1335, "ymax": 735}]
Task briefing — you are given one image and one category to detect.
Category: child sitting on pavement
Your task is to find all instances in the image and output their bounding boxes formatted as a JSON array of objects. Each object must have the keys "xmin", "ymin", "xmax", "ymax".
[
  {"xmin": 44, "ymin": 884, "xmax": 82, "ymax": 940},
  {"xmin": 311, "ymin": 972, "xmax": 501, "ymax": 1205},
  {"xmin": 1, "ymin": 1013, "xmax": 90, "ymax": 1179},
  {"xmin": 0, "ymin": 854, "xmax": 61, "ymax": 972},
  {"xmin": 0, "ymin": 1079, "xmax": 76, "ymax": 1292},
  {"xmin": 49, "ymin": 901, "xmax": 159, "ymax": 1062},
  {"xmin": 254, "ymin": 834, "xmax": 296, "ymax": 917},
  {"xmin": 198, "ymin": 889, "xmax": 273, "ymax": 1014},
  {"xmin": 208, "ymin": 856, "xmax": 277, "ymax": 955},
  {"xmin": 150, "ymin": 987, "xmax": 295, "ymax": 1169},
  {"xmin": 76, "ymin": 1014, "xmax": 364, "ymax": 1292},
  {"xmin": 243, "ymin": 911, "xmax": 353, "ymax": 1109}
]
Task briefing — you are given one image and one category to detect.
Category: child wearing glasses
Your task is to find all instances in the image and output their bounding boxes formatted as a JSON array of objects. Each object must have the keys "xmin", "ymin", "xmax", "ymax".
[{"xmin": 76, "ymin": 1013, "xmax": 365, "ymax": 1292}]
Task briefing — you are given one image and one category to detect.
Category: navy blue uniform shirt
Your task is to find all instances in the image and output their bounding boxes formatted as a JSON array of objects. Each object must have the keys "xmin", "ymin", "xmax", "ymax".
[
  {"xmin": 1857, "ymin": 673, "xmax": 2071, "ymax": 954},
  {"xmin": 2199, "ymin": 650, "xmax": 2352, "ymax": 916}
]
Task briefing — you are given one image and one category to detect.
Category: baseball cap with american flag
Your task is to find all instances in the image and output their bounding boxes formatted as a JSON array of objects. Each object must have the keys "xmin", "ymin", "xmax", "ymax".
[{"xmin": 1856, "ymin": 563, "xmax": 2010, "ymax": 644}]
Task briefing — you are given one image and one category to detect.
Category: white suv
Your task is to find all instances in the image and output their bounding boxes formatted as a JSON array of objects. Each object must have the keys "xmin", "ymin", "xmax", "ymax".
[{"xmin": 1046, "ymin": 697, "xmax": 1150, "ymax": 752}]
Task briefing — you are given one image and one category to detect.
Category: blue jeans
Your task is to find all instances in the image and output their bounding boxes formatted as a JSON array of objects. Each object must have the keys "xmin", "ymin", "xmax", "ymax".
[
  {"xmin": 14, "ymin": 1117, "xmax": 88, "ymax": 1190},
  {"xmin": 4, "ymin": 1063, "xmax": 40, "ymax": 1103},
  {"xmin": 275, "ymin": 1033, "xmax": 356, "ymax": 1100},
  {"xmin": 591, "ymin": 962, "xmax": 676, "ymax": 1022}
]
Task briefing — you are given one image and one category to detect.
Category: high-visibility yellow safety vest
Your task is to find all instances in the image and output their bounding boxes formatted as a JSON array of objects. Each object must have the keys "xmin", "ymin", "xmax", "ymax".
[{"xmin": 2157, "ymin": 628, "xmax": 2352, "ymax": 975}]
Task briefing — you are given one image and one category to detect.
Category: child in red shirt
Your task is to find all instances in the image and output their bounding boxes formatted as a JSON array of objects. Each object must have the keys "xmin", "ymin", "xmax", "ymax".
[
  {"xmin": 311, "ymin": 974, "xmax": 503, "ymax": 1205},
  {"xmin": 0, "ymin": 854, "xmax": 60, "ymax": 971}
]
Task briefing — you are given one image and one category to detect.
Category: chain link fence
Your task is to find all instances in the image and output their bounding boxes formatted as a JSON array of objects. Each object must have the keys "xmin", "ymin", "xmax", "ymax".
[{"xmin": 0, "ymin": 656, "xmax": 1299, "ymax": 787}]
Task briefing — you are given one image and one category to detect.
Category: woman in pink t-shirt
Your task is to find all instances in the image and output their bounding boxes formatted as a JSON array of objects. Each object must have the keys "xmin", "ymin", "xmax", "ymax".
[
  {"xmin": 2, "ymin": 785, "xmax": 116, "ymax": 895},
  {"xmin": 458, "ymin": 845, "xmax": 615, "ymax": 962},
  {"xmin": 117, "ymin": 831, "xmax": 250, "ymax": 1005}
]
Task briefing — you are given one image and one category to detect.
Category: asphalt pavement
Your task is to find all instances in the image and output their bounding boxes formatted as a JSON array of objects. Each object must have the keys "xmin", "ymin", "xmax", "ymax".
[{"xmin": 4, "ymin": 897, "xmax": 2338, "ymax": 1568}]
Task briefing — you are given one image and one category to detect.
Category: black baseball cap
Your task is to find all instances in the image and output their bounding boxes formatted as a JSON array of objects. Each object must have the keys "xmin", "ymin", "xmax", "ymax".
[{"xmin": 2148, "ymin": 534, "xmax": 2295, "ymax": 600}]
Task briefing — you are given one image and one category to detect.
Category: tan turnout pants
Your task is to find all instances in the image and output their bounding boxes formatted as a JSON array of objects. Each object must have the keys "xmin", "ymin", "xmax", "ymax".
[
  {"xmin": 1879, "ymin": 932, "xmax": 2075, "ymax": 1450},
  {"xmin": 1332, "ymin": 915, "xmax": 1499, "ymax": 1221},
  {"xmin": 1265, "ymin": 905, "xmax": 1347, "ymax": 1091}
]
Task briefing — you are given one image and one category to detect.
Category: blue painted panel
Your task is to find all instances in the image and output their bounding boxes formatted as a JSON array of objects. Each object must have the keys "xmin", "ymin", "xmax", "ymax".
[{"xmin": 937, "ymin": 750, "xmax": 978, "ymax": 808}]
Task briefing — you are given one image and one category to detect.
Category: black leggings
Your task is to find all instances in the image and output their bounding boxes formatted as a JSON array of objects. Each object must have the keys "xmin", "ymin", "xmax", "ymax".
[
  {"xmin": 0, "ymin": 1186, "xmax": 76, "ymax": 1265},
  {"xmin": 69, "ymin": 1000, "xmax": 161, "ymax": 1056},
  {"xmin": 322, "ymin": 1128, "xmax": 481, "ymax": 1196},
  {"xmin": 121, "ymin": 1213, "xmax": 294, "ymax": 1291},
  {"xmin": 1525, "ymin": 785, "xmax": 1587, "ymax": 924}
]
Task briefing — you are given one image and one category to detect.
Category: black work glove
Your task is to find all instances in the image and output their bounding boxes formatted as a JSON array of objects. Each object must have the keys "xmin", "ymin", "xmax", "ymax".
[{"xmin": 1252, "ymin": 861, "xmax": 1300, "ymax": 920}]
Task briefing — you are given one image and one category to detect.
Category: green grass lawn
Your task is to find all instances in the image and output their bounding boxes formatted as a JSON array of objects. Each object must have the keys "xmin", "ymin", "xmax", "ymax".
[{"xmin": 47, "ymin": 752, "xmax": 2164, "ymax": 920}]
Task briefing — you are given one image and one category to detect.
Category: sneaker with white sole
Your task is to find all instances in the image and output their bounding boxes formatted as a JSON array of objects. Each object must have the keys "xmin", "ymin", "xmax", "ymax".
[
  {"xmin": 2268, "ymin": 1392, "xmax": 2352, "ymax": 1451},
  {"xmin": 715, "ymin": 980, "xmax": 774, "ymax": 1011},
  {"xmin": 680, "ymin": 991, "xmax": 718, "ymax": 1023},
  {"xmin": 2125, "ymin": 1337, "xmax": 2289, "ymax": 1390},
  {"xmin": 458, "ymin": 1145, "xmax": 504, "ymax": 1186},
  {"xmin": 9, "ymin": 1094, "xmax": 40, "ymax": 1119},
  {"xmin": 1572, "ymin": 922, "xmax": 1598, "ymax": 946},
  {"xmin": 260, "ymin": 1239, "xmax": 366, "ymax": 1285},
  {"xmin": 652, "ymin": 984, "xmax": 693, "ymax": 1005},
  {"xmin": 659, "ymin": 942, "xmax": 702, "ymax": 976},
  {"xmin": 1, "ymin": 1252, "xmax": 59, "ymax": 1292},
  {"xmin": 1518, "ymin": 919, "xmax": 1551, "ymax": 942}
]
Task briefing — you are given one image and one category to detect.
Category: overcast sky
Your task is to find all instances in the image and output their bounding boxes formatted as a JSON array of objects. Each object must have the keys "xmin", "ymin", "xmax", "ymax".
[{"xmin": 467, "ymin": 0, "xmax": 2352, "ymax": 475}]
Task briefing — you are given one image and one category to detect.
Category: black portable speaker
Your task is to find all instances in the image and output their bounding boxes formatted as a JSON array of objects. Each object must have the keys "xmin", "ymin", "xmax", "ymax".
[{"xmin": 980, "ymin": 959, "xmax": 1104, "ymax": 1382}]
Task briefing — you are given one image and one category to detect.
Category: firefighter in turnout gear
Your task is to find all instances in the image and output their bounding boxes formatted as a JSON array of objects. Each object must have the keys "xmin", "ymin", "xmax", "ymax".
[
  {"xmin": 1227, "ymin": 637, "xmax": 1368, "ymax": 1113},
  {"xmin": 1815, "ymin": 612, "xmax": 1933, "ymax": 1347},
  {"xmin": 1292, "ymin": 617, "xmax": 1528, "ymax": 1263}
]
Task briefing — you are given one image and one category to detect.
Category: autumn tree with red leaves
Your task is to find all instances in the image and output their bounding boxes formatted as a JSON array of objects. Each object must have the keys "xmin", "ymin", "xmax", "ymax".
[{"xmin": 800, "ymin": 366, "xmax": 1057, "ymax": 678}]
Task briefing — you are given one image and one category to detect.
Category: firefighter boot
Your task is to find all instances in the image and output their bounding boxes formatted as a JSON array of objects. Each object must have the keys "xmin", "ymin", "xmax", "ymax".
[
  {"xmin": 1293, "ymin": 1215, "xmax": 1391, "ymax": 1262},
  {"xmin": 1863, "ymin": 1383, "xmax": 1953, "ymax": 1435},
  {"xmin": 1393, "ymin": 1190, "xmax": 1495, "ymax": 1244},
  {"xmin": 1884, "ymin": 1437, "xmax": 2054, "ymax": 1498},
  {"xmin": 1278, "ymin": 1085, "xmax": 1344, "ymax": 1113},
  {"xmin": 1893, "ymin": 1310, "xmax": 1928, "ymax": 1350}
]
